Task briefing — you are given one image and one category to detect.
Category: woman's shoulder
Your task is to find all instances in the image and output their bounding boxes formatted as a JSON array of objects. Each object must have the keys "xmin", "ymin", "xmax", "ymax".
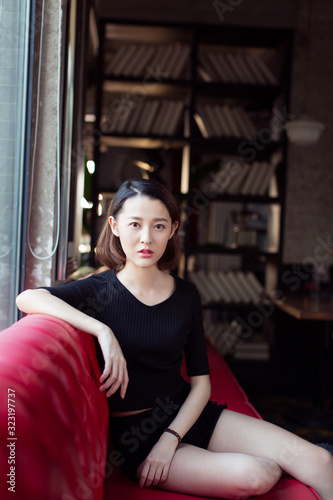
[
  {"xmin": 173, "ymin": 273, "xmax": 198, "ymax": 297},
  {"xmin": 81, "ymin": 267, "xmax": 114, "ymax": 283},
  {"xmin": 68, "ymin": 267, "xmax": 115, "ymax": 293}
]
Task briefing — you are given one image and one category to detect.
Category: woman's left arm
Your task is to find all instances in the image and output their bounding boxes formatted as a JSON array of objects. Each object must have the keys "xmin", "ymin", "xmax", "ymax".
[{"xmin": 138, "ymin": 374, "xmax": 211, "ymax": 488}]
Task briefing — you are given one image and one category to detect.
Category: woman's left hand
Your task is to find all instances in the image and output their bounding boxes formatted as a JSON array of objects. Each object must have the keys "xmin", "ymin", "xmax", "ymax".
[{"xmin": 138, "ymin": 432, "xmax": 179, "ymax": 488}]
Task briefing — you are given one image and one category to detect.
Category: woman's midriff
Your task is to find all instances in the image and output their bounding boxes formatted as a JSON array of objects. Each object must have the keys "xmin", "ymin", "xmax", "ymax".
[{"xmin": 109, "ymin": 408, "xmax": 153, "ymax": 417}]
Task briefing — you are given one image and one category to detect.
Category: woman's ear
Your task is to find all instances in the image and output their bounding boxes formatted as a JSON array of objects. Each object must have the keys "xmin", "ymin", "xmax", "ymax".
[
  {"xmin": 169, "ymin": 221, "xmax": 178, "ymax": 240},
  {"xmin": 109, "ymin": 216, "xmax": 119, "ymax": 237}
]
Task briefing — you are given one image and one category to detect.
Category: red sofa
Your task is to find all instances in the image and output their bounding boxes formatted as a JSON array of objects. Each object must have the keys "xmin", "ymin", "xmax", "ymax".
[{"xmin": 0, "ymin": 314, "xmax": 320, "ymax": 500}]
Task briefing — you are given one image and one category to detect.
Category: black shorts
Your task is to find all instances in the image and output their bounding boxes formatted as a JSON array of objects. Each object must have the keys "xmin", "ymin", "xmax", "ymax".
[{"xmin": 109, "ymin": 393, "xmax": 226, "ymax": 482}]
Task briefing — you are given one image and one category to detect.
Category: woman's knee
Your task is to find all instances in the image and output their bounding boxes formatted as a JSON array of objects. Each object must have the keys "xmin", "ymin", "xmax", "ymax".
[
  {"xmin": 240, "ymin": 458, "xmax": 282, "ymax": 497},
  {"xmin": 316, "ymin": 446, "xmax": 333, "ymax": 473}
]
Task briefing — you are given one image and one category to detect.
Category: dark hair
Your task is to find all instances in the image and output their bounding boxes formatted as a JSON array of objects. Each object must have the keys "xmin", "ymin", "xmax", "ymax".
[{"xmin": 96, "ymin": 179, "xmax": 181, "ymax": 271}]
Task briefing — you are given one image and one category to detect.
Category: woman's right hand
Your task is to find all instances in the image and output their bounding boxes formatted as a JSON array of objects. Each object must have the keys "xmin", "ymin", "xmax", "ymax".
[
  {"xmin": 16, "ymin": 289, "xmax": 129, "ymax": 398},
  {"xmin": 97, "ymin": 328, "xmax": 129, "ymax": 399}
]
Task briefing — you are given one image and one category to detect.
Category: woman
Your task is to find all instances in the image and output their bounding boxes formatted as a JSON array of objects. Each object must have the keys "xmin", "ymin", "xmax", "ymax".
[{"xmin": 17, "ymin": 179, "xmax": 333, "ymax": 499}]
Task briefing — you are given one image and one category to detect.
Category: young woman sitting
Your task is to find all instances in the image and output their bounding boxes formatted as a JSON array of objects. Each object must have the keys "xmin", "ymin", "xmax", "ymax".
[{"xmin": 16, "ymin": 179, "xmax": 333, "ymax": 499}]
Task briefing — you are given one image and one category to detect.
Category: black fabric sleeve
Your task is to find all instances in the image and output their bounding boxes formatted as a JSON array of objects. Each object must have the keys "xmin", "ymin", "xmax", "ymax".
[
  {"xmin": 40, "ymin": 273, "xmax": 109, "ymax": 319},
  {"xmin": 183, "ymin": 283, "xmax": 210, "ymax": 377}
]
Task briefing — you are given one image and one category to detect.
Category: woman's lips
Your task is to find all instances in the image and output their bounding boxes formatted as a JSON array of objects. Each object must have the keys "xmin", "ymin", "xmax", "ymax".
[{"xmin": 138, "ymin": 249, "xmax": 153, "ymax": 257}]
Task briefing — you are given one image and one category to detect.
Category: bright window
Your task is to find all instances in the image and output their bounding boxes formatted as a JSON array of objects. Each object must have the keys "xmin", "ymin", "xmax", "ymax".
[{"xmin": 0, "ymin": 0, "xmax": 30, "ymax": 329}]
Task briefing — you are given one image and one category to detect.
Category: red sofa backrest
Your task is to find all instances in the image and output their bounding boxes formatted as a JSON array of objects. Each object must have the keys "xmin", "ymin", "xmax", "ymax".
[{"xmin": 0, "ymin": 314, "xmax": 109, "ymax": 500}]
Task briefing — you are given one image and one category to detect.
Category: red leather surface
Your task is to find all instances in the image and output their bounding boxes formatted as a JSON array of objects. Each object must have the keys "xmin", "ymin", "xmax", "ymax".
[
  {"xmin": 104, "ymin": 467, "xmax": 320, "ymax": 500},
  {"xmin": 0, "ymin": 314, "xmax": 109, "ymax": 500},
  {"xmin": 0, "ymin": 314, "xmax": 319, "ymax": 500}
]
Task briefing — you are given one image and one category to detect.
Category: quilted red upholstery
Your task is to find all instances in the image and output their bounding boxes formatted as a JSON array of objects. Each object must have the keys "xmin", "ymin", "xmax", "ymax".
[
  {"xmin": 0, "ymin": 314, "xmax": 320, "ymax": 500},
  {"xmin": 0, "ymin": 314, "xmax": 109, "ymax": 500}
]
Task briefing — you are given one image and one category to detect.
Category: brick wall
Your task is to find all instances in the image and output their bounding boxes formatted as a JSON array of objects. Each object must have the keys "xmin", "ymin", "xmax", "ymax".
[{"xmin": 283, "ymin": 0, "xmax": 333, "ymax": 264}]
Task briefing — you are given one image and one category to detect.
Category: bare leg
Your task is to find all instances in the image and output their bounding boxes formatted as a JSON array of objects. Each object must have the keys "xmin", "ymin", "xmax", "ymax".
[
  {"xmin": 138, "ymin": 409, "xmax": 332, "ymax": 499},
  {"xmin": 152, "ymin": 443, "xmax": 282, "ymax": 499},
  {"xmin": 208, "ymin": 409, "xmax": 333, "ymax": 500}
]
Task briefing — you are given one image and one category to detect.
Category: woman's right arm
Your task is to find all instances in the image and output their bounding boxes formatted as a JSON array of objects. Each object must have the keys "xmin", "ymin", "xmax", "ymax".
[{"xmin": 16, "ymin": 289, "xmax": 128, "ymax": 399}]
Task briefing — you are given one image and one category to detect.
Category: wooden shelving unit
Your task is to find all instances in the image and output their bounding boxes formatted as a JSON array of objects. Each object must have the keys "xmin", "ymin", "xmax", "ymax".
[{"xmin": 91, "ymin": 19, "xmax": 294, "ymax": 359}]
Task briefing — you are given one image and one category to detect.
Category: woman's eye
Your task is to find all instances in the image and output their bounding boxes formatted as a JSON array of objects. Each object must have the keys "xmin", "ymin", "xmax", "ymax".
[
  {"xmin": 155, "ymin": 224, "xmax": 165, "ymax": 230},
  {"xmin": 130, "ymin": 222, "xmax": 139, "ymax": 228}
]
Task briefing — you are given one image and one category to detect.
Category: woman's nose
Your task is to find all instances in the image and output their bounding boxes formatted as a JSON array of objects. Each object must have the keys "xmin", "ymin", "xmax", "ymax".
[{"xmin": 141, "ymin": 227, "xmax": 151, "ymax": 244}]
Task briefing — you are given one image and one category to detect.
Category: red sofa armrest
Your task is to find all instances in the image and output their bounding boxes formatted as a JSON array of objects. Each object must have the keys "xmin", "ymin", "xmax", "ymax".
[{"xmin": 0, "ymin": 314, "xmax": 109, "ymax": 500}]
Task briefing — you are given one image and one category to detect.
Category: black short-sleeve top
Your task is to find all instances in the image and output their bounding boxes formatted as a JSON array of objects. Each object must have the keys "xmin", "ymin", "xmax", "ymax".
[{"xmin": 43, "ymin": 269, "xmax": 210, "ymax": 411}]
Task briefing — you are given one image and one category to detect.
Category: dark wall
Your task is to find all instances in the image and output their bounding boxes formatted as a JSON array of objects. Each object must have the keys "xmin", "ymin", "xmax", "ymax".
[{"xmin": 98, "ymin": 0, "xmax": 297, "ymax": 28}]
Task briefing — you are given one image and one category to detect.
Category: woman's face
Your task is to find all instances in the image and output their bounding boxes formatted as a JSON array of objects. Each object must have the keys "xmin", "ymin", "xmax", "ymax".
[{"xmin": 109, "ymin": 195, "xmax": 178, "ymax": 269}]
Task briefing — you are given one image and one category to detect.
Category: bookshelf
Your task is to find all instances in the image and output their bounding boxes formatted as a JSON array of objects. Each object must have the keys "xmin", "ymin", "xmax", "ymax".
[
  {"xmin": 99, "ymin": 22, "xmax": 192, "ymax": 144},
  {"xmin": 185, "ymin": 26, "xmax": 292, "ymax": 360},
  {"xmin": 92, "ymin": 20, "xmax": 293, "ymax": 360}
]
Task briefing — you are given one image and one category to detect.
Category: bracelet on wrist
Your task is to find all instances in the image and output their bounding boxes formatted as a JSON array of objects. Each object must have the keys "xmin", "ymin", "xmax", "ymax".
[{"xmin": 164, "ymin": 427, "xmax": 182, "ymax": 443}]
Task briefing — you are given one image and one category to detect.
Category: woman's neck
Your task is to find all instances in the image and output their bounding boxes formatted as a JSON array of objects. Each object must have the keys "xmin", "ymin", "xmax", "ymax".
[
  {"xmin": 117, "ymin": 262, "xmax": 162, "ymax": 291},
  {"xmin": 116, "ymin": 263, "xmax": 174, "ymax": 307}
]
